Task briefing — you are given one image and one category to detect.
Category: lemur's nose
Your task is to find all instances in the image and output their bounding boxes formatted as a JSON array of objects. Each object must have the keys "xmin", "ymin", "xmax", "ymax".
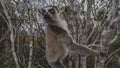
[{"xmin": 44, "ymin": 14, "xmax": 51, "ymax": 19}]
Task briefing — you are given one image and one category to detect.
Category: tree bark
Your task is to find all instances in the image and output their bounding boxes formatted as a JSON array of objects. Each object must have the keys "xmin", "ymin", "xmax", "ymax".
[{"xmin": 80, "ymin": 56, "xmax": 87, "ymax": 68}]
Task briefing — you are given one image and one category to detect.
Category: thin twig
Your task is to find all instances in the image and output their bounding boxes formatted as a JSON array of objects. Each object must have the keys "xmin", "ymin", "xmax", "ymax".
[
  {"xmin": 0, "ymin": 0, "xmax": 19, "ymax": 68},
  {"xmin": 106, "ymin": 48, "xmax": 120, "ymax": 65}
]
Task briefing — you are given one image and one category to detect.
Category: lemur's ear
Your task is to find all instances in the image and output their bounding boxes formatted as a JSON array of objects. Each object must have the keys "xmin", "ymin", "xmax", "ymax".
[
  {"xmin": 59, "ymin": 5, "xmax": 71, "ymax": 19},
  {"xmin": 59, "ymin": 5, "xmax": 70, "ymax": 12}
]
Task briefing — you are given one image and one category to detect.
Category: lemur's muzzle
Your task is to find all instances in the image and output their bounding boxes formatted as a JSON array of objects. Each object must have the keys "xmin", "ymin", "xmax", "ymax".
[{"xmin": 44, "ymin": 14, "xmax": 51, "ymax": 20}]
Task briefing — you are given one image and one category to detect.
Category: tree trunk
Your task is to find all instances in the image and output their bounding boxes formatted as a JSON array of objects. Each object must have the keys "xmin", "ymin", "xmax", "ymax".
[{"xmin": 80, "ymin": 56, "xmax": 87, "ymax": 68}]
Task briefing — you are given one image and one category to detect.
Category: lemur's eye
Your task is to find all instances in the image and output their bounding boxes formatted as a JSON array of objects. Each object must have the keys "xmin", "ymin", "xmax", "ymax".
[{"xmin": 48, "ymin": 8, "xmax": 55, "ymax": 14}]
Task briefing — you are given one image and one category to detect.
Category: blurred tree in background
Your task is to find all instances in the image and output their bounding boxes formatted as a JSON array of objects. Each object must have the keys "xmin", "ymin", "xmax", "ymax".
[{"xmin": 0, "ymin": 0, "xmax": 120, "ymax": 68}]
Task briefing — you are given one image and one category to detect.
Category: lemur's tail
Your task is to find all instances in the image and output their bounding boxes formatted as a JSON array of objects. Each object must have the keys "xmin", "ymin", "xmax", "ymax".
[{"xmin": 68, "ymin": 42, "xmax": 98, "ymax": 56}]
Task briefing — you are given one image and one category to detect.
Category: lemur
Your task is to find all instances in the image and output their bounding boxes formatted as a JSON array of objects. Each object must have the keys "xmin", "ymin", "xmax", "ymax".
[{"xmin": 39, "ymin": 5, "xmax": 98, "ymax": 68}]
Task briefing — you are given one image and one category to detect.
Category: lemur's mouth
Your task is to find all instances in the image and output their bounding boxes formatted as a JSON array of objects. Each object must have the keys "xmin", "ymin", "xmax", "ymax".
[
  {"xmin": 44, "ymin": 16, "xmax": 56, "ymax": 24},
  {"xmin": 44, "ymin": 14, "xmax": 52, "ymax": 20}
]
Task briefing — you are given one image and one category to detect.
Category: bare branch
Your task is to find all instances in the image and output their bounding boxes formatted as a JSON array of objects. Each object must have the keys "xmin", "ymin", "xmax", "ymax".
[
  {"xmin": 0, "ymin": 0, "xmax": 19, "ymax": 68},
  {"xmin": 28, "ymin": 40, "xmax": 33, "ymax": 68},
  {"xmin": 106, "ymin": 48, "xmax": 120, "ymax": 65},
  {"xmin": 108, "ymin": 35, "xmax": 118, "ymax": 44}
]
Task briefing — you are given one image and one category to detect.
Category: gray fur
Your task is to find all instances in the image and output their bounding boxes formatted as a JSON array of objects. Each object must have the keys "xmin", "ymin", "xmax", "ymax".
[{"xmin": 40, "ymin": 6, "xmax": 98, "ymax": 68}]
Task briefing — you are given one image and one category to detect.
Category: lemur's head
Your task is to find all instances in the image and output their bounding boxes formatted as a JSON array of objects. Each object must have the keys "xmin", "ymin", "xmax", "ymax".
[{"xmin": 39, "ymin": 6, "xmax": 60, "ymax": 24}]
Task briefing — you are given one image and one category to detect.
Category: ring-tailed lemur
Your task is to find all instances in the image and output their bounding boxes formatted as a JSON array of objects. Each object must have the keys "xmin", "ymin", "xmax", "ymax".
[{"xmin": 39, "ymin": 5, "xmax": 98, "ymax": 68}]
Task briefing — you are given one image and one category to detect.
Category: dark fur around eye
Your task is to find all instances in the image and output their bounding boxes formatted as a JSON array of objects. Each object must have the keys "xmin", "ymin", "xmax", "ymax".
[{"xmin": 48, "ymin": 8, "xmax": 55, "ymax": 14}]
